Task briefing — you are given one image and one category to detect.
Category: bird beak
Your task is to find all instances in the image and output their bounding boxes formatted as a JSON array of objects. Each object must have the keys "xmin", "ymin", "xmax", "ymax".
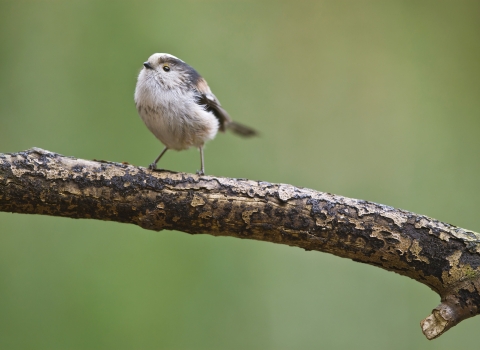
[{"xmin": 143, "ymin": 62, "xmax": 153, "ymax": 69}]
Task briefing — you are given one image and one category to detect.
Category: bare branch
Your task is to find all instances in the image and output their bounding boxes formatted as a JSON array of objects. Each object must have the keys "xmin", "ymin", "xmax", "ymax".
[{"xmin": 1, "ymin": 148, "xmax": 480, "ymax": 339}]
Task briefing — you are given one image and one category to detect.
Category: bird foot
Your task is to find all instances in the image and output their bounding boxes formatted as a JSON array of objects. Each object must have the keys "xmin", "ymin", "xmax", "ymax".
[
  {"xmin": 148, "ymin": 163, "xmax": 164, "ymax": 171},
  {"xmin": 196, "ymin": 170, "xmax": 205, "ymax": 176}
]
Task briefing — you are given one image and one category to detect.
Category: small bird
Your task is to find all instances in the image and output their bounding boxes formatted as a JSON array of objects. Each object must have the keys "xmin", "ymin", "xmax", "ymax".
[{"xmin": 134, "ymin": 53, "xmax": 257, "ymax": 175}]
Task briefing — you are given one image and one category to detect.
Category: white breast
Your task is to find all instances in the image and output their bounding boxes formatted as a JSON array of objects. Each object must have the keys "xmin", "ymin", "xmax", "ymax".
[{"xmin": 134, "ymin": 71, "xmax": 219, "ymax": 151}]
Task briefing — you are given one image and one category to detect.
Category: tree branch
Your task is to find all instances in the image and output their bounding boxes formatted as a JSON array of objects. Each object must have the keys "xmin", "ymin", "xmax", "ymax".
[{"xmin": 1, "ymin": 148, "xmax": 480, "ymax": 339}]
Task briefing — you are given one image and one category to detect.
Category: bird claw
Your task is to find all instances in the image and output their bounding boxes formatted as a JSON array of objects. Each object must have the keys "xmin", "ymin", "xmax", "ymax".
[
  {"xmin": 196, "ymin": 170, "xmax": 205, "ymax": 176},
  {"xmin": 149, "ymin": 163, "xmax": 165, "ymax": 171}
]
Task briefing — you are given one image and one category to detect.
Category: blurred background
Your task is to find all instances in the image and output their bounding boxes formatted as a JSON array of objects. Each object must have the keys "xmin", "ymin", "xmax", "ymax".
[{"xmin": 1, "ymin": 0, "xmax": 479, "ymax": 349}]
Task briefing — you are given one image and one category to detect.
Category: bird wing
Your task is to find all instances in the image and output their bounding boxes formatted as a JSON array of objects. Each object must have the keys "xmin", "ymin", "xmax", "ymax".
[
  {"xmin": 194, "ymin": 77, "xmax": 232, "ymax": 132},
  {"xmin": 194, "ymin": 76, "xmax": 257, "ymax": 137}
]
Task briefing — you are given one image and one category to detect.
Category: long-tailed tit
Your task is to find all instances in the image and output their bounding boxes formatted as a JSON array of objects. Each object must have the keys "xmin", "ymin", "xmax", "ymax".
[{"xmin": 134, "ymin": 53, "xmax": 257, "ymax": 175}]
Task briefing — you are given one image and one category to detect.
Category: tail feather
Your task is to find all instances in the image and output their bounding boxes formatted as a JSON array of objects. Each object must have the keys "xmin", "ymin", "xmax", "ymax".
[{"xmin": 227, "ymin": 121, "xmax": 258, "ymax": 137}]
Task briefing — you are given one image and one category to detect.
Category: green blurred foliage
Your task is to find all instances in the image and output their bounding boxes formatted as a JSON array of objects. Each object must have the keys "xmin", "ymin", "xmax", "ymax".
[{"xmin": 1, "ymin": 0, "xmax": 479, "ymax": 349}]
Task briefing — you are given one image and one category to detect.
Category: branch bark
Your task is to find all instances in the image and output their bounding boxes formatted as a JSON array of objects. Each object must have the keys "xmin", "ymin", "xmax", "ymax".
[{"xmin": 1, "ymin": 148, "xmax": 480, "ymax": 339}]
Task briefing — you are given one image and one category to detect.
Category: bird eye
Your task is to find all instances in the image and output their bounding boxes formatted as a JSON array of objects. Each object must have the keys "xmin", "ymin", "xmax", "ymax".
[{"xmin": 163, "ymin": 65, "xmax": 170, "ymax": 72}]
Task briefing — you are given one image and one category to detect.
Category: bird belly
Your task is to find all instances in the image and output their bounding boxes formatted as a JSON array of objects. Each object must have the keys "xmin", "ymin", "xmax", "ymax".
[{"xmin": 137, "ymin": 103, "xmax": 219, "ymax": 151}]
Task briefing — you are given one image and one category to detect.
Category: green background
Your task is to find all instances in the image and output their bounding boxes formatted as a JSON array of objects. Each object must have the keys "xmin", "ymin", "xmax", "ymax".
[{"xmin": 1, "ymin": 1, "xmax": 480, "ymax": 349}]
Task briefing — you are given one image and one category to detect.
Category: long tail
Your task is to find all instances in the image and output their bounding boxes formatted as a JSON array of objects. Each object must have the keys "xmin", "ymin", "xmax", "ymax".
[{"xmin": 227, "ymin": 121, "xmax": 258, "ymax": 137}]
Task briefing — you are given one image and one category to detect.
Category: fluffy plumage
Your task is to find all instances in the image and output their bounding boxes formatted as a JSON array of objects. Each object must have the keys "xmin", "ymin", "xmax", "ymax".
[{"xmin": 134, "ymin": 53, "xmax": 256, "ymax": 174}]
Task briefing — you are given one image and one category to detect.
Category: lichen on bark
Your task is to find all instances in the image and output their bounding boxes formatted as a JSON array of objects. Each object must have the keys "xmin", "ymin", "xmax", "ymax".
[{"xmin": 1, "ymin": 147, "xmax": 480, "ymax": 339}]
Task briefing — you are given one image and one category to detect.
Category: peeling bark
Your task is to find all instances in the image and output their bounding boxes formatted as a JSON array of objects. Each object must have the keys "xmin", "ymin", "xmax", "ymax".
[{"xmin": 1, "ymin": 148, "xmax": 480, "ymax": 339}]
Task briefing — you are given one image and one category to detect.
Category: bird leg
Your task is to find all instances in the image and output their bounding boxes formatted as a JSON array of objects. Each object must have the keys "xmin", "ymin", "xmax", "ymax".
[
  {"xmin": 149, "ymin": 146, "xmax": 168, "ymax": 170},
  {"xmin": 196, "ymin": 146, "xmax": 205, "ymax": 175}
]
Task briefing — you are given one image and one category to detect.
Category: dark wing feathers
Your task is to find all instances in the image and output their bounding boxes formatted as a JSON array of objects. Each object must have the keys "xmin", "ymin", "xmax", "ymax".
[
  {"xmin": 196, "ymin": 93, "xmax": 232, "ymax": 132},
  {"xmin": 194, "ymin": 77, "xmax": 257, "ymax": 137}
]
